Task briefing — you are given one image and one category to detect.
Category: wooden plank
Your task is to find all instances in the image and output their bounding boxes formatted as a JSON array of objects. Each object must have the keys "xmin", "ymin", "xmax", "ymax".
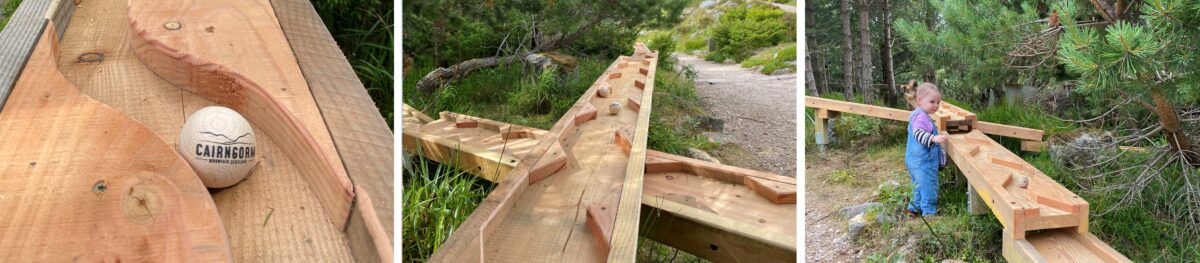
[
  {"xmin": 127, "ymin": 0, "xmax": 354, "ymax": 229},
  {"xmin": 401, "ymin": 107, "xmax": 796, "ymax": 261},
  {"xmin": 640, "ymin": 195, "xmax": 796, "ymax": 262},
  {"xmin": 977, "ymin": 121, "xmax": 1044, "ymax": 142},
  {"xmin": 345, "ymin": 187, "xmax": 393, "ymax": 263},
  {"xmin": 806, "ymin": 96, "xmax": 1043, "ymax": 141},
  {"xmin": 55, "ymin": 0, "xmax": 354, "ymax": 260},
  {"xmin": 0, "ymin": 24, "xmax": 231, "ymax": 261},
  {"xmin": 0, "ymin": 0, "xmax": 53, "ymax": 110},
  {"xmin": 608, "ymin": 47, "xmax": 656, "ymax": 262},
  {"xmin": 268, "ymin": 0, "xmax": 396, "ymax": 258},
  {"xmin": 1018, "ymin": 229, "xmax": 1132, "ymax": 263},
  {"xmin": 805, "ymin": 96, "xmax": 910, "ymax": 122}
]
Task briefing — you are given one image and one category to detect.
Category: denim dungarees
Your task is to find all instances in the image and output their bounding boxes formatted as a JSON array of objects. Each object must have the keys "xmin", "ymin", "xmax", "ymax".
[{"xmin": 906, "ymin": 109, "xmax": 943, "ymax": 215}]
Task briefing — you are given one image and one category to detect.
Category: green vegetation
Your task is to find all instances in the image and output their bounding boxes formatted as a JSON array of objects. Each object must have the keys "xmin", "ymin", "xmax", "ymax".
[
  {"xmin": 705, "ymin": 3, "xmax": 795, "ymax": 63},
  {"xmin": 401, "ymin": 150, "xmax": 495, "ymax": 263},
  {"xmin": 740, "ymin": 42, "xmax": 797, "ymax": 74},
  {"xmin": 1, "ymin": 0, "xmax": 24, "ymax": 30},
  {"xmin": 311, "ymin": 0, "xmax": 393, "ymax": 129}
]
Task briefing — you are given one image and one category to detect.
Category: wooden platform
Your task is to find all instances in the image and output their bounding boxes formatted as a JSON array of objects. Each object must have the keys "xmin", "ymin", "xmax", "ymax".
[
  {"xmin": 403, "ymin": 107, "xmax": 797, "ymax": 262},
  {"xmin": 0, "ymin": 0, "xmax": 393, "ymax": 261}
]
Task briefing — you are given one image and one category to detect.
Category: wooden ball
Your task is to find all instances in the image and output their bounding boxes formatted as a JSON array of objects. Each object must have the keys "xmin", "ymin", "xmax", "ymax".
[
  {"xmin": 608, "ymin": 101, "xmax": 621, "ymax": 115},
  {"xmin": 178, "ymin": 106, "xmax": 259, "ymax": 188},
  {"xmin": 598, "ymin": 85, "xmax": 611, "ymax": 98}
]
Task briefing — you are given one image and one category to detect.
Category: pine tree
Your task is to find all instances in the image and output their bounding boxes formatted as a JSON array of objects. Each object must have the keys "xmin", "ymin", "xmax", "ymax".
[{"xmin": 1056, "ymin": 0, "xmax": 1200, "ymax": 165}]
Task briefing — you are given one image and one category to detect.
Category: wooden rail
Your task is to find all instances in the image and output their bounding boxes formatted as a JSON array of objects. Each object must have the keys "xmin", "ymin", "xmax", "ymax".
[{"xmin": 402, "ymin": 106, "xmax": 797, "ymax": 262}]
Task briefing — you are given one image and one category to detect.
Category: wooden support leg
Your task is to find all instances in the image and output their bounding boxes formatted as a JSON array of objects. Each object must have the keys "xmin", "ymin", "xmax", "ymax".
[
  {"xmin": 814, "ymin": 109, "xmax": 831, "ymax": 153},
  {"xmin": 967, "ymin": 184, "xmax": 988, "ymax": 215}
]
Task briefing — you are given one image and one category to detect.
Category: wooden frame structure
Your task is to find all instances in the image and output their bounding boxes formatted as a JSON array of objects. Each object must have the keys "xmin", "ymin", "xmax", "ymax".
[
  {"xmin": 402, "ymin": 105, "xmax": 797, "ymax": 262},
  {"xmin": 806, "ymin": 96, "xmax": 1129, "ymax": 262},
  {"xmin": 421, "ymin": 44, "xmax": 658, "ymax": 262},
  {"xmin": 0, "ymin": 0, "xmax": 393, "ymax": 261}
]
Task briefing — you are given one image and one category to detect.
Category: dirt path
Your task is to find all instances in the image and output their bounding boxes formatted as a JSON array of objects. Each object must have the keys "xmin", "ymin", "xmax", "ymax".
[
  {"xmin": 674, "ymin": 54, "xmax": 797, "ymax": 177},
  {"xmin": 804, "ymin": 137, "xmax": 909, "ymax": 262}
]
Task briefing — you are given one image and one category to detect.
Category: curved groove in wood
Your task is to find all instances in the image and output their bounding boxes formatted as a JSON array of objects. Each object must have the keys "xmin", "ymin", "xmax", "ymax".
[
  {"xmin": 125, "ymin": 0, "xmax": 353, "ymax": 228},
  {"xmin": 0, "ymin": 24, "xmax": 231, "ymax": 261}
]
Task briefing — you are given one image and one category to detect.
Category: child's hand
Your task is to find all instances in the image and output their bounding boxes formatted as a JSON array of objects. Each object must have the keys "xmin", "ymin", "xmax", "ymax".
[{"xmin": 932, "ymin": 135, "xmax": 948, "ymax": 143}]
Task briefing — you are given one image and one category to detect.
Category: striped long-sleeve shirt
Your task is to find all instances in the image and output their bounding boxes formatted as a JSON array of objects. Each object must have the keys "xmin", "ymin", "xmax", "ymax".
[{"xmin": 910, "ymin": 109, "xmax": 947, "ymax": 166}]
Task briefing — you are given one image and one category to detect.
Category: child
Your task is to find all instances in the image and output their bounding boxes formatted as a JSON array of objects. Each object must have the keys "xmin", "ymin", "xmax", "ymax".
[{"xmin": 906, "ymin": 83, "xmax": 948, "ymax": 216}]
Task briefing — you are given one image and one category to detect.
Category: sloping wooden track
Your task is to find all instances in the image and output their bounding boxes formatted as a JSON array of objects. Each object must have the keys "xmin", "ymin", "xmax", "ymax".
[
  {"xmin": 424, "ymin": 44, "xmax": 658, "ymax": 262},
  {"xmin": 805, "ymin": 96, "xmax": 1128, "ymax": 262},
  {"xmin": 402, "ymin": 106, "xmax": 797, "ymax": 262}
]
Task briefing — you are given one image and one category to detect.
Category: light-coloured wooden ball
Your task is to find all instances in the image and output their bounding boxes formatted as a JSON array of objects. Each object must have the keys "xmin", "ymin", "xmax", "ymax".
[
  {"xmin": 608, "ymin": 101, "xmax": 621, "ymax": 115},
  {"xmin": 598, "ymin": 85, "xmax": 612, "ymax": 98},
  {"xmin": 178, "ymin": 106, "xmax": 259, "ymax": 188}
]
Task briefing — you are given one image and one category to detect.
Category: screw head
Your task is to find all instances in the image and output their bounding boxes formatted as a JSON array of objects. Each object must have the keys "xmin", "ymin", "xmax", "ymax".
[{"xmin": 164, "ymin": 22, "xmax": 182, "ymax": 30}]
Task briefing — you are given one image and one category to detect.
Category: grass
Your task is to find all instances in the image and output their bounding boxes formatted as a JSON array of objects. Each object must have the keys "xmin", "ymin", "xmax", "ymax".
[
  {"xmin": 311, "ymin": 0, "xmax": 394, "ymax": 129},
  {"xmin": 740, "ymin": 42, "xmax": 796, "ymax": 74},
  {"xmin": 401, "ymin": 148, "xmax": 495, "ymax": 263},
  {"xmin": 1, "ymin": 0, "xmax": 24, "ymax": 31}
]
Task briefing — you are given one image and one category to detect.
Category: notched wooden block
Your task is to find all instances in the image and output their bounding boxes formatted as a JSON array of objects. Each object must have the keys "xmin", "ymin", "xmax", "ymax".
[
  {"xmin": 585, "ymin": 203, "xmax": 616, "ymax": 258},
  {"xmin": 743, "ymin": 176, "xmax": 797, "ymax": 204},
  {"xmin": 527, "ymin": 143, "xmax": 568, "ymax": 185},
  {"xmin": 634, "ymin": 80, "xmax": 645, "ymax": 89},
  {"xmin": 575, "ymin": 103, "xmax": 598, "ymax": 125},
  {"xmin": 615, "ymin": 128, "xmax": 633, "ymax": 155}
]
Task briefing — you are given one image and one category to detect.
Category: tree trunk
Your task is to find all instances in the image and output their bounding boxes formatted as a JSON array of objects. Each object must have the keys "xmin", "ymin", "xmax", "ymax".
[
  {"xmin": 922, "ymin": 1, "xmax": 936, "ymax": 82},
  {"xmin": 882, "ymin": 0, "xmax": 897, "ymax": 107},
  {"xmin": 841, "ymin": 0, "xmax": 856, "ymax": 100},
  {"xmin": 819, "ymin": 52, "xmax": 830, "ymax": 95},
  {"xmin": 416, "ymin": 13, "xmax": 607, "ymax": 93},
  {"xmin": 806, "ymin": 52, "xmax": 819, "ymax": 96},
  {"xmin": 1150, "ymin": 89, "xmax": 1200, "ymax": 166},
  {"xmin": 857, "ymin": 0, "xmax": 873, "ymax": 104}
]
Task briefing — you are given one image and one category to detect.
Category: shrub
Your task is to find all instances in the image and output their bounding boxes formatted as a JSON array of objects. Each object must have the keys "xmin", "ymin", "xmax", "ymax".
[{"xmin": 706, "ymin": 4, "xmax": 793, "ymax": 62}]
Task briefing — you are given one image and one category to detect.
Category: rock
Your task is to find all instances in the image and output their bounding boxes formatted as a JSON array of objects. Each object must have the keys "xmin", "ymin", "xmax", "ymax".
[
  {"xmin": 699, "ymin": 0, "xmax": 717, "ymax": 9},
  {"xmin": 1048, "ymin": 129, "xmax": 1117, "ymax": 168},
  {"xmin": 770, "ymin": 68, "xmax": 794, "ymax": 76},
  {"xmin": 525, "ymin": 53, "xmax": 552, "ymax": 70},
  {"xmin": 687, "ymin": 148, "xmax": 721, "ymax": 164},
  {"xmin": 695, "ymin": 116, "xmax": 724, "ymax": 132},
  {"xmin": 839, "ymin": 202, "xmax": 883, "ymax": 219},
  {"xmin": 847, "ymin": 213, "xmax": 869, "ymax": 239},
  {"xmin": 748, "ymin": 65, "xmax": 765, "ymax": 73},
  {"xmin": 723, "ymin": 58, "xmax": 735, "ymax": 64}
]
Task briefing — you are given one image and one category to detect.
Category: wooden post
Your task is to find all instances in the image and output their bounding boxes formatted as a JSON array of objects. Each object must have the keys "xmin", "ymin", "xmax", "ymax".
[
  {"xmin": 967, "ymin": 184, "xmax": 988, "ymax": 215},
  {"xmin": 814, "ymin": 109, "xmax": 830, "ymax": 152}
]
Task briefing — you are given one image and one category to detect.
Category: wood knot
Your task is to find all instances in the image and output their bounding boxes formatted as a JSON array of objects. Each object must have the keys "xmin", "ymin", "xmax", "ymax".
[
  {"xmin": 78, "ymin": 52, "xmax": 104, "ymax": 63},
  {"xmin": 122, "ymin": 185, "xmax": 163, "ymax": 224}
]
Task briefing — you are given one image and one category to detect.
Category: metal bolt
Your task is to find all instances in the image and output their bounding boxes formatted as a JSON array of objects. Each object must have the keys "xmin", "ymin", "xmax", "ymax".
[{"xmin": 164, "ymin": 22, "xmax": 182, "ymax": 30}]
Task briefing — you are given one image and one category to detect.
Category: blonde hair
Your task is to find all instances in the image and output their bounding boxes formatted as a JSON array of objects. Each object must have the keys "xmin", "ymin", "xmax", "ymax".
[{"xmin": 915, "ymin": 82, "xmax": 940, "ymax": 99}]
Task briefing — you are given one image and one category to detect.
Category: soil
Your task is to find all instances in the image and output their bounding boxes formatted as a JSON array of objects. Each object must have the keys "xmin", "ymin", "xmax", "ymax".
[
  {"xmin": 804, "ymin": 137, "xmax": 909, "ymax": 262},
  {"xmin": 674, "ymin": 54, "xmax": 798, "ymax": 177}
]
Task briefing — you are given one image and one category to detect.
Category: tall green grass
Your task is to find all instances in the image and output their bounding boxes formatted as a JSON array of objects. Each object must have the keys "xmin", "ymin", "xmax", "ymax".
[
  {"xmin": 0, "ymin": 0, "xmax": 24, "ymax": 30},
  {"xmin": 312, "ymin": 0, "xmax": 394, "ymax": 129},
  {"xmin": 401, "ymin": 148, "xmax": 495, "ymax": 263}
]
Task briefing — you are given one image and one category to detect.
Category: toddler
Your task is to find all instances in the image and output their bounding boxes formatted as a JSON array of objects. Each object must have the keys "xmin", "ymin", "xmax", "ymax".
[{"xmin": 906, "ymin": 83, "xmax": 947, "ymax": 216}]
